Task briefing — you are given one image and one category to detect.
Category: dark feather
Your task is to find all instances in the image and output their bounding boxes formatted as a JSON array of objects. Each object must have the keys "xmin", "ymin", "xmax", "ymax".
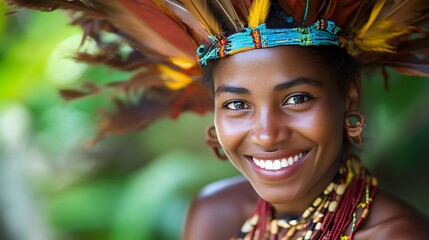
[
  {"xmin": 232, "ymin": 0, "xmax": 252, "ymax": 22},
  {"xmin": 211, "ymin": 0, "xmax": 244, "ymax": 31},
  {"xmin": 323, "ymin": 0, "xmax": 362, "ymax": 27},
  {"xmin": 396, "ymin": 35, "xmax": 429, "ymax": 56},
  {"xmin": 166, "ymin": 0, "xmax": 210, "ymax": 45},
  {"xmin": 59, "ymin": 83, "xmax": 100, "ymax": 101},
  {"xmin": 381, "ymin": 53, "xmax": 429, "ymax": 77},
  {"xmin": 89, "ymin": 82, "xmax": 212, "ymax": 144},
  {"xmin": 182, "ymin": 0, "xmax": 222, "ymax": 37},
  {"xmin": 282, "ymin": 0, "xmax": 324, "ymax": 26}
]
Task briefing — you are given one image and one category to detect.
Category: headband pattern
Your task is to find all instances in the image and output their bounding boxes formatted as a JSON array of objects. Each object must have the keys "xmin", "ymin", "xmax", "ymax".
[{"xmin": 197, "ymin": 20, "xmax": 342, "ymax": 65}]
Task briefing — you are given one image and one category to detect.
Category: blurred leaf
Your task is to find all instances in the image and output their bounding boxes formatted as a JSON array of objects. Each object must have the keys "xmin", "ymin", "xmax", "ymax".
[
  {"xmin": 48, "ymin": 179, "xmax": 124, "ymax": 235},
  {"xmin": 110, "ymin": 150, "xmax": 238, "ymax": 240}
]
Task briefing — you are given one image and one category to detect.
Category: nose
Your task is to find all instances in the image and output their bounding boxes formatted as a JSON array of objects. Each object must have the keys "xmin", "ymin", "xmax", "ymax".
[{"xmin": 249, "ymin": 107, "xmax": 291, "ymax": 151}]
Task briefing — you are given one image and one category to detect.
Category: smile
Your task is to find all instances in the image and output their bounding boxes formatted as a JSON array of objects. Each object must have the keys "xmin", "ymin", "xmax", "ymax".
[{"xmin": 252, "ymin": 152, "xmax": 306, "ymax": 171}]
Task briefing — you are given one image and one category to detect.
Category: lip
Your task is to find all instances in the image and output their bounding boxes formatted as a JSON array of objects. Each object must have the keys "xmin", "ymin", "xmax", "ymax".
[{"xmin": 246, "ymin": 150, "xmax": 310, "ymax": 181}]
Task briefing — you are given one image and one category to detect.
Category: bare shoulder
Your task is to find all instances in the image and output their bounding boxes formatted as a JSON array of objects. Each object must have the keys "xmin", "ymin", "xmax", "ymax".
[
  {"xmin": 182, "ymin": 176, "xmax": 258, "ymax": 240},
  {"xmin": 356, "ymin": 189, "xmax": 429, "ymax": 240}
]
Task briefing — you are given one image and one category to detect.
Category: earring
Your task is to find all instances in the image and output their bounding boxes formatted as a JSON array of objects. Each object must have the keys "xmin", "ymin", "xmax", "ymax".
[
  {"xmin": 205, "ymin": 124, "xmax": 228, "ymax": 160},
  {"xmin": 345, "ymin": 111, "xmax": 365, "ymax": 146}
]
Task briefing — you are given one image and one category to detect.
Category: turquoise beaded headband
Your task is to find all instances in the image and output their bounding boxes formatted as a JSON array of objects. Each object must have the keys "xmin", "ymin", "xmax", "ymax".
[{"xmin": 197, "ymin": 19, "xmax": 342, "ymax": 66}]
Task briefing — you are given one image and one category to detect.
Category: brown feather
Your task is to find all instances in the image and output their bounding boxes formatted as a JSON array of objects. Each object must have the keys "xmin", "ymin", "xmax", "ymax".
[
  {"xmin": 59, "ymin": 83, "xmax": 100, "ymax": 101},
  {"xmin": 283, "ymin": 0, "xmax": 324, "ymax": 26},
  {"xmin": 89, "ymin": 82, "xmax": 212, "ymax": 144},
  {"xmin": 166, "ymin": 0, "xmax": 210, "ymax": 45},
  {"xmin": 6, "ymin": 0, "xmax": 107, "ymax": 17},
  {"xmin": 278, "ymin": 0, "xmax": 292, "ymax": 16},
  {"xmin": 182, "ymin": 0, "xmax": 223, "ymax": 37},
  {"xmin": 411, "ymin": 7, "xmax": 429, "ymax": 28},
  {"xmin": 381, "ymin": 54, "xmax": 429, "ymax": 77},
  {"xmin": 232, "ymin": 0, "xmax": 252, "ymax": 22},
  {"xmin": 212, "ymin": 0, "xmax": 244, "ymax": 31},
  {"xmin": 378, "ymin": 0, "xmax": 427, "ymax": 24},
  {"xmin": 397, "ymin": 35, "xmax": 429, "ymax": 56},
  {"xmin": 323, "ymin": 0, "xmax": 362, "ymax": 27},
  {"xmin": 118, "ymin": 0, "xmax": 197, "ymax": 59}
]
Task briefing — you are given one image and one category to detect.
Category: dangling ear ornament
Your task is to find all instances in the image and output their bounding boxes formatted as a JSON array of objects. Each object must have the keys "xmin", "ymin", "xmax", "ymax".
[{"xmin": 345, "ymin": 111, "xmax": 365, "ymax": 146}]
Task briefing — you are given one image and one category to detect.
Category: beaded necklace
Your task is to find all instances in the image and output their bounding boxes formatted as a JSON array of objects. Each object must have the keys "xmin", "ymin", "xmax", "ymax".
[{"xmin": 232, "ymin": 155, "xmax": 377, "ymax": 240}]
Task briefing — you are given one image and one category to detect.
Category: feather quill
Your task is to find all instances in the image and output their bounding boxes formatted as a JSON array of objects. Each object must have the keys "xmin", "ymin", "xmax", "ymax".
[
  {"xmin": 166, "ymin": 0, "xmax": 210, "ymax": 45},
  {"xmin": 248, "ymin": 0, "xmax": 270, "ymax": 28},
  {"xmin": 182, "ymin": 0, "xmax": 222, "ymax": 37},
  {"xmin": 212, "ymin": 0, "xmax": 244, "ymax": 32}
]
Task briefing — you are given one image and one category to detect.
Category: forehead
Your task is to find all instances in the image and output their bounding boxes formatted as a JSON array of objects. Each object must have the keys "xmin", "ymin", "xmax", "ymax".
[{"xmin": 213, "ymin": 46, "xmax": 335, "ymax": 89}]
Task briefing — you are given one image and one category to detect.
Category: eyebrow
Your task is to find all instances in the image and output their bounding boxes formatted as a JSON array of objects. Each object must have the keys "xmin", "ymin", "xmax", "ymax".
[
  {"xmin": 273, "ymin": 77, "xmax": 322, "ymax": 92},
  {"xmin": 215, "ymin": 85, "xmax": 250, "ymax": 96},
  {"xmin": 215, "ymin": 77, "xmax": 322, "ymax": 96}
]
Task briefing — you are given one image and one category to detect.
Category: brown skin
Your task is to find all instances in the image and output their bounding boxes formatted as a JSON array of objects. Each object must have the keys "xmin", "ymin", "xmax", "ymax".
[{"xmin": 182, "ymin": 46, "xmax": 429, "ymax": 239}]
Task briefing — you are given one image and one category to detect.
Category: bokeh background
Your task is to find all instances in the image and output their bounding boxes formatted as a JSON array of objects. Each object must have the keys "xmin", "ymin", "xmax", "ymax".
[{"xmin": 0, "ymin": 3, "xmax": 428, "ymax": 240}]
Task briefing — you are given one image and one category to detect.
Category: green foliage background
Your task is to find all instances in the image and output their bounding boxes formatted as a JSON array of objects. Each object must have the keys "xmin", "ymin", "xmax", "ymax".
[{"xmin": 0, "ymin": 5, "xmax": 428, "ymax": 240}]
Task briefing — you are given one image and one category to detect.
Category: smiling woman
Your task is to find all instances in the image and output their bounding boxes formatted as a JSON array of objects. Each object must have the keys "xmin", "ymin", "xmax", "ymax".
[
  {"xmin": 213, "ymin": 47, "xmax": 349, "ymax": 207},
  {"xmin": 5, "ymin": 0, "xmax": 429, "ymax": 239}
]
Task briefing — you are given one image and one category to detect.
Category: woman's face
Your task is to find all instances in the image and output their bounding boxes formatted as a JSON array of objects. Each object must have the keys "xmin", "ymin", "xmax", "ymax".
[{"xmin": 213, "ymin": 46, "xmax": 357, "ymax": 210}]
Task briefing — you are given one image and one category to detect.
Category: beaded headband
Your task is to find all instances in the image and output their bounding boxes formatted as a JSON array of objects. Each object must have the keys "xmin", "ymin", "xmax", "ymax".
[{"xmin": 197, "ymin": 19, "xmax": 342, "ymax": 65}]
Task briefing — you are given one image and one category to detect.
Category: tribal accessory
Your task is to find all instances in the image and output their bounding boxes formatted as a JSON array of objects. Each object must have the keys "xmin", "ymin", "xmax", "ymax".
[
  {"xmin": 6, "ymin": 0, "xmax": 429, "ymax": 140},
  {"xmin": 345, "ymin": 111, "xmax": 365, "ymax": 147},
  {"xmin": 197, "ymin": 19, "xmax": 342, "ymax": 65},
  {"xmin": 233, "ymin": 155, "xmax": 377, "ymax": 240}
]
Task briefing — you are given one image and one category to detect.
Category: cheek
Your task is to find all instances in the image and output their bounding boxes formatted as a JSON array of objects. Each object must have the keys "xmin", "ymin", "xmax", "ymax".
[
  {"xmin": 214, "ymin": 112, "xmax": 250, "ymax": 155},
  {"xmin": 298, "ymin": 97, "xmax": 345, "ymax": 151}
]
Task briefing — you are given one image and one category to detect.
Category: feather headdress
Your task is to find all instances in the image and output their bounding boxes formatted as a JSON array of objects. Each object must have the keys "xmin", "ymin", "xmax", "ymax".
[{"xmin": 6, "ymin": 0, "xmax": 429, "ymax": 141}]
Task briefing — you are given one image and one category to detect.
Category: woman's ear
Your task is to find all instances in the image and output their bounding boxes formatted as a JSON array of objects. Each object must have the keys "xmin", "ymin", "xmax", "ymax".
[{"xmin": 345, "ymin": 75, "xmax": 361, "ymax": 111}]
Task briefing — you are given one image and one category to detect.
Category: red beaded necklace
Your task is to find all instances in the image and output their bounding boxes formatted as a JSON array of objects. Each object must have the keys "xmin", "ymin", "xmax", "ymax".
[{"xmin": 232, "ymin": 155, "xmax": 377, "ymax": 240}]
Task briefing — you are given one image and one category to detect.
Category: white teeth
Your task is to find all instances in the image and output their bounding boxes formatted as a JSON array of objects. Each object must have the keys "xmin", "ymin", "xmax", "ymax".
[
  {"xmin": 265, "ymin": 160, "xmax": 274, "ymax": 170},
  {"xmin": 281, "ymin": 158, "xmax": 288, "ymax": 167},
  {"xmin": 252, "ymin": 152, "xmax": 306, "ymax": 171},
  {"xmin": 288, "ymin": 157, "xmax": 294, "ymax": 165},
  {"xmin": 273, "ymin": 160, "xmax": 281, "ymax": 170},
  {"xmin": 260, "ymin": 160, "xmax": 266, "ymax": 168},
  {"xmin": 253, "ymin": 158, "xmax": 260, "ymax": 166}
]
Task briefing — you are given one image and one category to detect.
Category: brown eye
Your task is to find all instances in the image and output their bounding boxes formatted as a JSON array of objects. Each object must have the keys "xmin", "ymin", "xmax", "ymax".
[
  {"xmin": 225, "ymin": 101, "xmax": 250, "ymax": 110},
  {"xmin": 284, "ymin": 94, "xmax": 310, "ymax": 106}
]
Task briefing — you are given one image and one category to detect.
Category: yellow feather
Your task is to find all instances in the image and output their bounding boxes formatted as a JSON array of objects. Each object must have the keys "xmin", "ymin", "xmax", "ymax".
[
  {"xmin": 248, "ymin": 0, "xmax": 270, "ymax": 28},
  {"xmin": 170, "ymin": 57, "xmax": 196, "ymax": 70},
  {"xmin": 357, "ymin": 20, "xmax": 411, "ymax": 53},
  {"xmin": 358, "ymin": 0, "xmax": 387, "ymax": 37},
  {"xmin": 356, "ymin": 0, "xmax": 413, "ymax": 53},
  {"xmin": 183, "ymin": 0, "xmax": 222, "ymax": 37},
  {"xmin": 158, "ymin": 65, "xmax": 193, "ymax": 90}
]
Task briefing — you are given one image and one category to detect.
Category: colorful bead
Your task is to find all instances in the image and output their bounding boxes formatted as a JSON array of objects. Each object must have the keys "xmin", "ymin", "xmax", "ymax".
[{"xmin": 234, "ymin": 156, "xmax": 377, "ymax": 240}]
